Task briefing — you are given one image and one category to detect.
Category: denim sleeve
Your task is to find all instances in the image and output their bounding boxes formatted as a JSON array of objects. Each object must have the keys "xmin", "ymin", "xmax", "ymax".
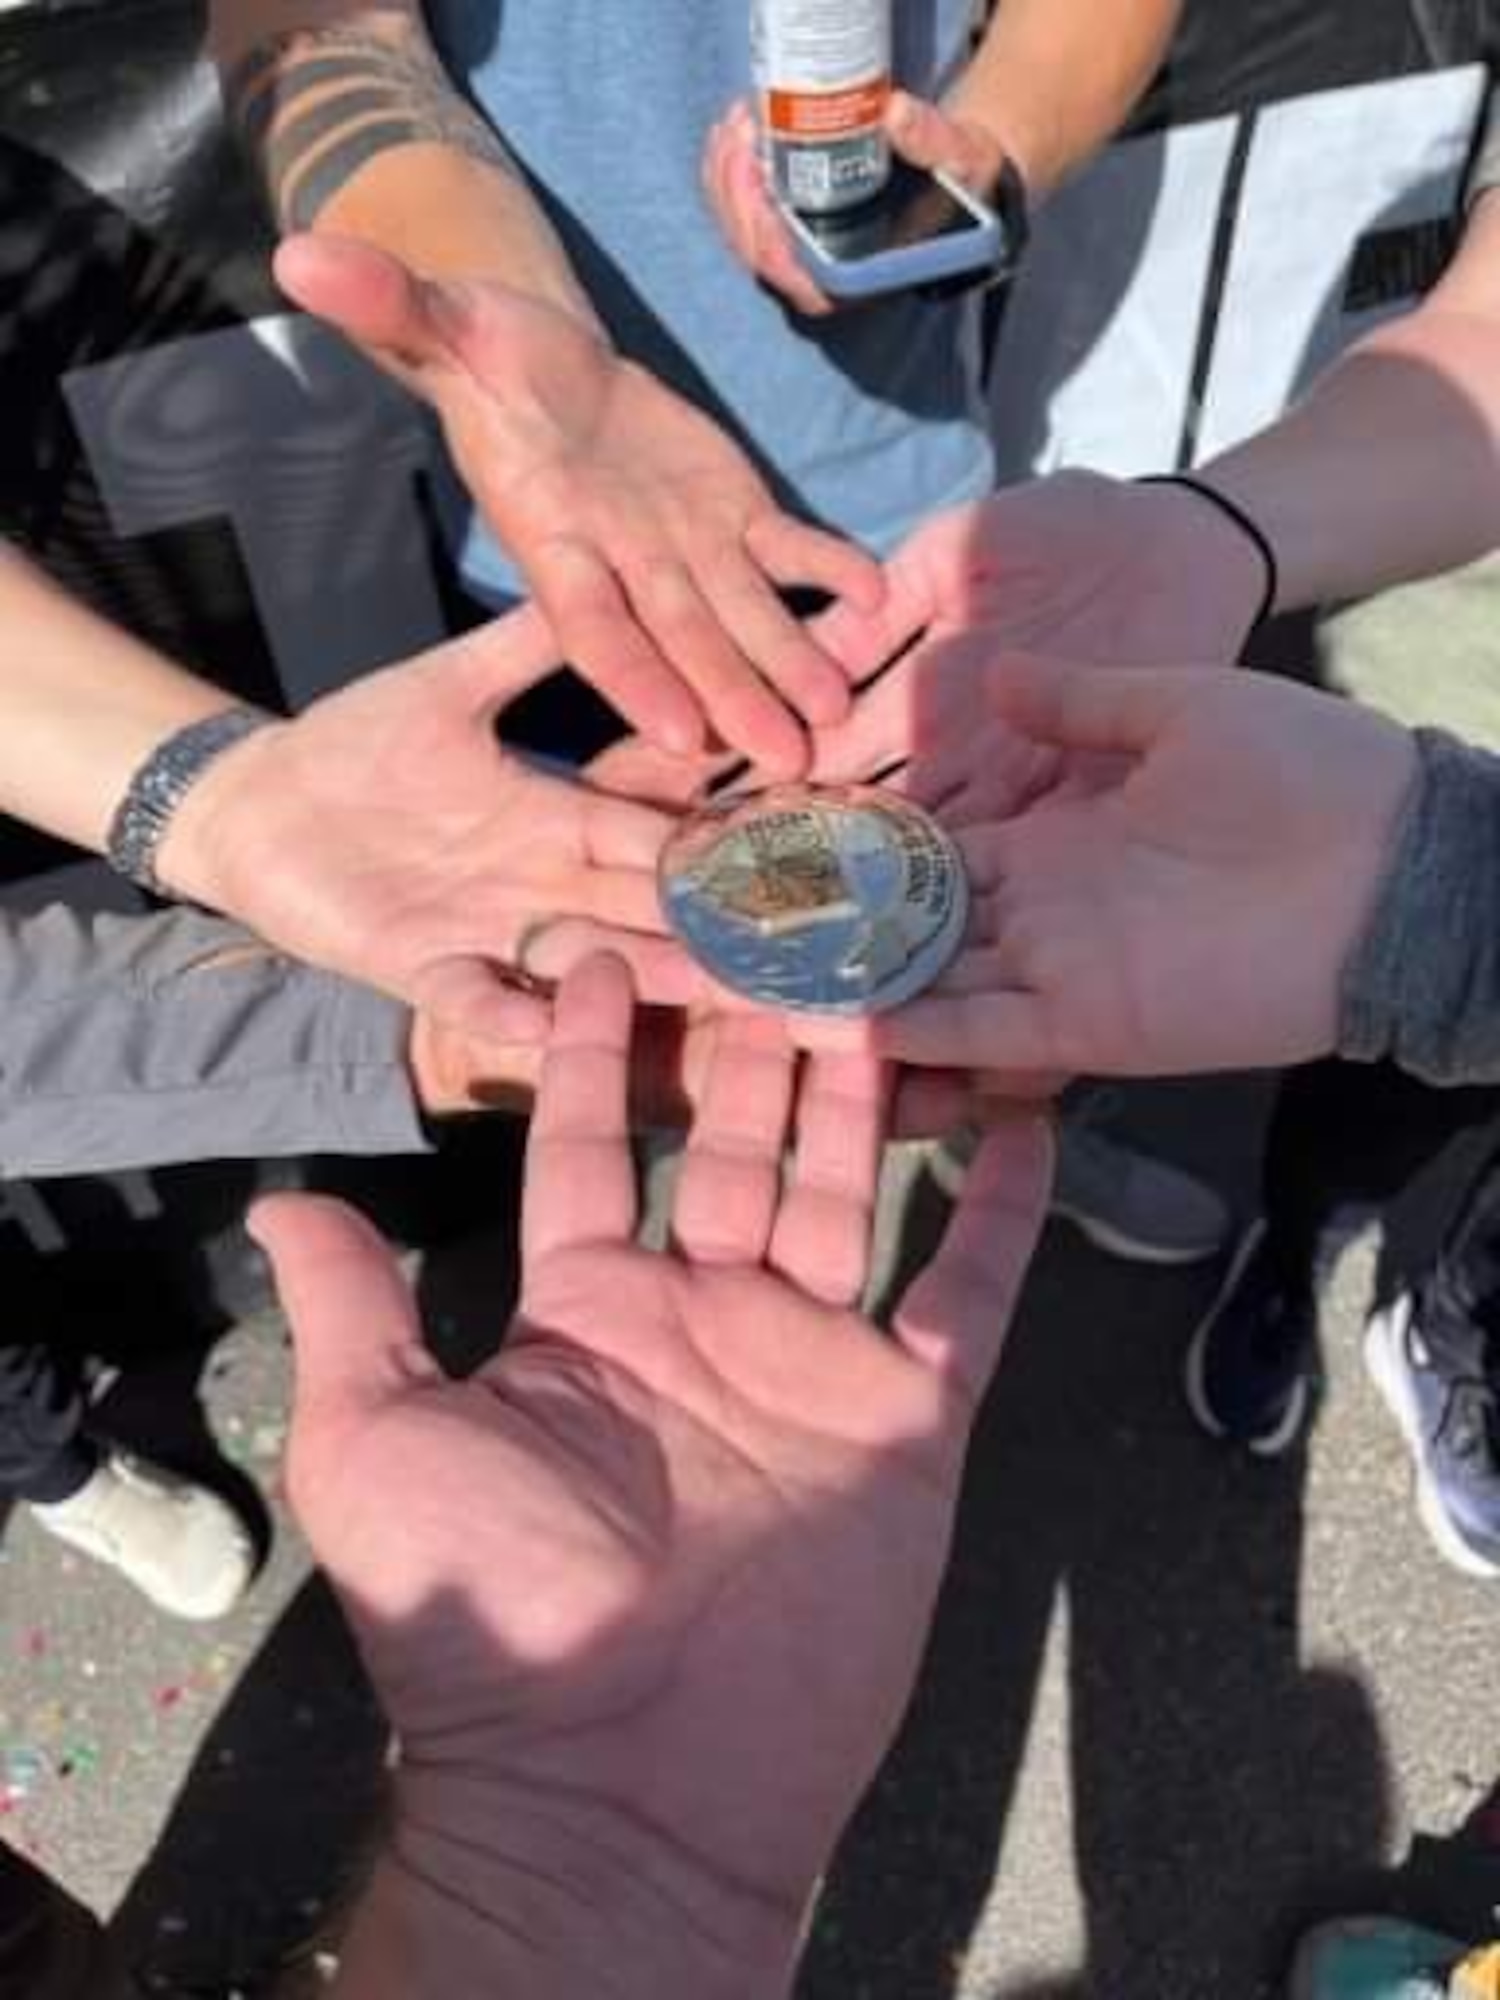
[
  {"xmin": 1337, "ymin": 728, "xmax": 1500, "ymax": 1086},
  {"xmin": 0, "ymin": 904, "xmax": 429, "ymax": 1177}
]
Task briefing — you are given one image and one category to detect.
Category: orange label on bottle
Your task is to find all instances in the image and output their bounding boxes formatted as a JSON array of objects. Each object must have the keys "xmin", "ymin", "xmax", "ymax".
[{"xmin": 766, "ymin": 80, "xmax": 890, "ymax": 139}]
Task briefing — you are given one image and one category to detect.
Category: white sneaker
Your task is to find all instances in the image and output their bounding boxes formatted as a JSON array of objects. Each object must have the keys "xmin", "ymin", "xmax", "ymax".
[{"xmin": 30, "ymin": 1452, "xmax": 255, "ymax": 1622}]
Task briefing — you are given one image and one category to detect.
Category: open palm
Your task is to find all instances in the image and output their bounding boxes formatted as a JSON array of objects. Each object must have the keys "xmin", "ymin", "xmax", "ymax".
[
  {"xmin": 161, "ymin": 606, "xmax": 698, "ymax": 1041},
  {"xmin": 276, "ymin": 236, "xmax": 881, "ymax": 774},
  {"xmin": 854, "ymin": 660, "xmax": 1417, "ymax": 1082},
  {"xmin": 803, "ymin": 472, "xmax": 1271, "ymax": 812},
  {"xmin": 255, "ymin": 956, "xmax": 1051, "ymax": 1942}
]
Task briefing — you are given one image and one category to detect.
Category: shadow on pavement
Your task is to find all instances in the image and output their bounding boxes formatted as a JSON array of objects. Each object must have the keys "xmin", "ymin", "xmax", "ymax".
[
  {"xmin": 110, "ymin": 1577, "xmax": 388, "ymax": 1995},
  {"xmin": 798, "ymin": 1153, "xmax": 1393, "ymax": 2000}
]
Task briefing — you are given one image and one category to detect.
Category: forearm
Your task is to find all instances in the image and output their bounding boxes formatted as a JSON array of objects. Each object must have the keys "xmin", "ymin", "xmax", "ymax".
[
  {"xmin": 949, "ymin": 0, "xmax": 1183, "ymax": 195},
  {"xmin": 0, "ymin": 549, "xmax": 239, "ymax": 857},
  {"xmin": 213, "ymin": 0, "xmax": 597, "ymax": 323},
  {"xmin": 1339, "ymin": 729, "xmax": 1500, "ymax": 1085},
  {"xmin": 1201, "ymin": 199, "xmax": 1500, "ymax": 613},
  {"xmin": 0, "ymin": 906, "xmax": 427, "ymax": 1176}
]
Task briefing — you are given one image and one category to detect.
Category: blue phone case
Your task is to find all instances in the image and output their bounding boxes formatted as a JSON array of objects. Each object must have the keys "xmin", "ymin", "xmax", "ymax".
[{"xmin": 781, "ymin": 168, "xmax": 1002, "ymax": 301}]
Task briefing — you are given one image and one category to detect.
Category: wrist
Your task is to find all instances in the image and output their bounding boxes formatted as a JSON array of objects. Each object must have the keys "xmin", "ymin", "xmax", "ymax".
[
  {"xmin": 310, "ymin": 148, "xmax": 605, "ymax": 334},
  {"xmin": 1134, "ymin": 475, "xmax": 1280, "ymax": 647},
  {"xmin": 148, "ymin": 718, "xmax": 293, "ymax": 912},
  {"xmin": 338, "ymin": 1771, "xmax": 807, "ymax": 2000}
]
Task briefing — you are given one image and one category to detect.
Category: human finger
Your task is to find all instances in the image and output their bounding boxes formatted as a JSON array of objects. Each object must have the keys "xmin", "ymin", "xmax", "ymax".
[
  {"xmin": 526, "ymin": 533, "xmax": 710, "ymax": 758},
  {"xmin": 407, "ymin": 955, "xmax": 552, "ymax": 1044},
  {"xmin": 522, "ymin": 955, "xmax": 639, "ymax": 1265},
  {"xmin": 274, "ymin": 234, "xmax": 449, "ymax": 374},
  {"xmin": 891, "ymin": 1113, "xmax": 1053, "ymax": 1410},
  {"xmin": 689, "ymin": 542, "xmax": 853, "ymax": 729},
  {"xmin": 517, "ymin": 921, "xmax": 708, "ymax": 1008},
  {"xmin": 584, "ymin": 735, "xmax": 739, "ymax": 809},
  {"xmin": 768, "ymin": 1051, "xmax": 887, "ymax": 1305},
  {"xmin": 673, "ymin": 1013, "xmax": 797, "ymax": 1265},
  {"xmin": 870, "ymin": 986, "xmax": 1059, "ymax": 1072},
  {"xmin": 985, "ymin": 656, "xmax": 1205, "ymax": 758},
  {"xmin": 885, "ymin": 91, "xmax": 1005, "ymax": 191},
  {"xmin": 618, "ymin": 549, "xmax": 811, "ymax": 777},
  {"xmin": 743, "ymin": 513, "xmax": 886, "ymax": 620},
  {"xmin": 251, "ymin": 1194, "xmax": 434, "ymax": 1441}
]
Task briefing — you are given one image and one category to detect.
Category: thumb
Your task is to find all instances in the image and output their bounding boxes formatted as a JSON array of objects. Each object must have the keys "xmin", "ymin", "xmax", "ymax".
[
  {"xmin": 985, "ymin": 657, "xmax": 1199, "ymax": 759},
  {"xmin": 422, "ymin": 601, "xmax": 566, "ymax": 715},
  {"xmin": 249, "ymin": 1194, "xmax": 436, "ymax": 1432},
  {"xmin": 886, "ymin": 90, "xmax": 1000, "ymax": 190},
  {"xmin": 274, "ymin": 234, "xmax": 458, "ymax": 373}
]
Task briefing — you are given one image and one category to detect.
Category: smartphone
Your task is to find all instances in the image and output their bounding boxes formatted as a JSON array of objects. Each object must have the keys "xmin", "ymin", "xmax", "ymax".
[{"xmin": 777, "ymin": 157, "xmax": 1008, "ymax": 302}]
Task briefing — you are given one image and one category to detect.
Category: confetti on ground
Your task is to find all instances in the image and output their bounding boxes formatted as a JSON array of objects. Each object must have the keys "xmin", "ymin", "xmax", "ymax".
[
  {"xmin": 251, "ymin": 1422, "xmax": 288, "ymax": 1460},
  {"xmin": 57, "ymin": 1742, "xmax": 100, "ymax": 1779},
  {"xmin": 24, "ymin": 1630, "xmax": 47, "ymax": 1660},
  {"xmin": 2, "ymin": 1744, "xmax": 48, "ymax": 1795},
  {"xmin": 155, "ymin": 1685, "xmax": 185, "ymax": 1713}
]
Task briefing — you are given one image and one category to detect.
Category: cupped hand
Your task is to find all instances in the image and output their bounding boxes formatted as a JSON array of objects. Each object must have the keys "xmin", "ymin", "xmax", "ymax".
[
  {"xmin": 254, "ymin": 955, "xmax": 1052, "ymax": 1960},
  {"xmin": 275, "ymin": 234, "xmax": 883, "ymax": 774},
  {"xmin": 839, "ymin": 658, "xmax": 1417, "ymax": 1081},
  {"xmin": 803, "ymin": 471, "xmax": 1273, "ymax": 814},
  {"xmin": 158, "ymin": 605, "xmax": 701, "ymax": 1043}
]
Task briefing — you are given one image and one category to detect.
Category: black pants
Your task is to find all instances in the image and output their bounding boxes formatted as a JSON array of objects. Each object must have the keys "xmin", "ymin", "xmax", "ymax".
[
  {"xmin": 1261, "ymin": 1056, "xmax": 1500, "ymax": 1366},
  {"xmin": 0, "ymin": 1840, "xmax": 111, "ymax": 1996},
  {"xmin": 0, "ymin": 1342, "xmax": 94, "ymax": 1503}
]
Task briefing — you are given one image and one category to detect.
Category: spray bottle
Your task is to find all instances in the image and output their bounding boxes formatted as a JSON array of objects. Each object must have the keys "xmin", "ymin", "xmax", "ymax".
[{"xmin": 751, "ymin": 0, "xmax": 893, "ymax": 215}]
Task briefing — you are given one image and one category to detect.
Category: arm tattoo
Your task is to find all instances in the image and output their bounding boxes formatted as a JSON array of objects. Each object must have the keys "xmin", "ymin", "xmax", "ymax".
[{"xmin": 227, "ymin": 24, "xmax": 518, "ymax": 231}]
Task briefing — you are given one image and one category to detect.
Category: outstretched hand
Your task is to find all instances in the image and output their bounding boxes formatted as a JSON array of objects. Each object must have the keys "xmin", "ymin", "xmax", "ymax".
[
  {"xmin": 275, "ymin": 234, "xmax": 884, "ymax": 774},
  {"xmin": 254, "ymin": 955, "xmax": 1052, "ymax": 1991},
  {"xmin": 158, "ymin": 606, "xmax": 701, "ymax": 1043},
  {"xmin": 831, "ymin": 659, "xmax": 1417, "ymax": 1081},
  {"xmin": 802, "ymin": 473, "xmax": 1273, "ymax": 812}
]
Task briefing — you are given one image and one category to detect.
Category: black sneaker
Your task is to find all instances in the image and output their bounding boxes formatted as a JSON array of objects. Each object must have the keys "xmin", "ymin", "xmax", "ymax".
[{"xmin": 1184, "ymin": 1220, "xmax": 1316, "ymax": 1455}]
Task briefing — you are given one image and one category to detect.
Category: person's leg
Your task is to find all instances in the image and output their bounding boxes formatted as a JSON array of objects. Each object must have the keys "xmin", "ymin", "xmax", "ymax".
[
  {"xmin": 1048, "ymin": 1085, "xmax": 1230, "ymax": 1268},
  {"xmin": 0, "ymin": 1340, "xmax": 96, "ymax": 1505},
  {"xmin": 1423, "ymin": 1144, "xmax": 1500, "ymax": 1361},
  {"xmin": 0, "ymin": 1841, "xmax": 120, "ymax": 1999},
  {"xmin": 0, "ymin": 1324, "xmax": 254, "ymax": 1623},
  {"xmin": 1187, "ymin": 1060, "xmax": 1500, "ymax": 1455},
  {"xmin": 1363, "ymin": 1127, "xmax": 1500, "ymax": 1578},
  {"xmin": 1263, "ymin": 1064, "xmax": 1500, "ymax": 1298}
]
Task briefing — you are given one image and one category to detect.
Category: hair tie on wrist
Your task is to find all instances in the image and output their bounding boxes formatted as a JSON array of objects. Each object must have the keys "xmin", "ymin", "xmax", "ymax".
[{"xmin": 1138, "ymin": 473, "xmax": 1280, "ymax": 631}]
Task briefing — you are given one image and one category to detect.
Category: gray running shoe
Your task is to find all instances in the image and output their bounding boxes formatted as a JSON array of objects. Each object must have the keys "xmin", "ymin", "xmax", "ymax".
[{"xmin": 1051, "ymin": 1122, "xmax": 1229, "ymax": 1267}]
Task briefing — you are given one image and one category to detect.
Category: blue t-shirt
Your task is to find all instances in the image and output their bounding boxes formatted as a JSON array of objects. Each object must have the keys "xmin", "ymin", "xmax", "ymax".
[{"xmin": 424, "ymin": 0, "xmax": 994, "ymax": 601}]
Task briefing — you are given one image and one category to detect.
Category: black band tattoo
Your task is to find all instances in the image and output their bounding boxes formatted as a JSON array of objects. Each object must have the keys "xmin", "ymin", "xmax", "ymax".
[{"xmin": 227, "ymin": 24, "xmax": 517, "ymax": 232}]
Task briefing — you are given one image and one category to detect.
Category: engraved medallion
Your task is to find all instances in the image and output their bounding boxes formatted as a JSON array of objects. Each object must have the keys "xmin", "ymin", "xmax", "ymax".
[{"xmin": 658, "ymin": 784, "xmax": 969, "ymax": 1015}]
